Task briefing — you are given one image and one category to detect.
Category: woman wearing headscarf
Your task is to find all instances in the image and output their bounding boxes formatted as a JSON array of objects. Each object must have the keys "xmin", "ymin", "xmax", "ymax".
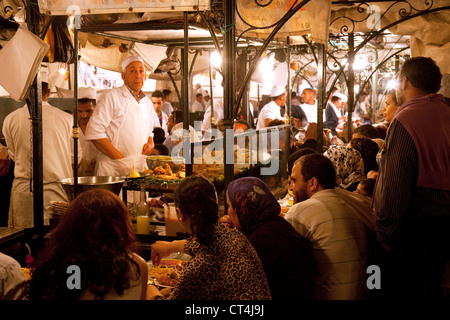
[
  {"xmin": 324, "ymin": 145, "xmax": 366, "ymax": 191},
  {"xmin": 221, "ymin": 177, "xmax": 318, "ymax": 300}
]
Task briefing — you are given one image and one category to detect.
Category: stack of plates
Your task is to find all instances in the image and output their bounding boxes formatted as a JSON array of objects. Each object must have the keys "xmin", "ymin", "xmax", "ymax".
[
  {"xmin": 49, "ymin": 201, "xmax": 69, "ymax": 215},
  {"xmin": 45, "ymin": 201, "xmax": 69, "ymax": 230}
]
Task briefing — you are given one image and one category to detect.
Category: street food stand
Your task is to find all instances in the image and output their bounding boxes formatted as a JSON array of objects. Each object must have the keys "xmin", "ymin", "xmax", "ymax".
[{"xmin": 0, "ymin": 0, "xmax": 449, "ymax": 255}]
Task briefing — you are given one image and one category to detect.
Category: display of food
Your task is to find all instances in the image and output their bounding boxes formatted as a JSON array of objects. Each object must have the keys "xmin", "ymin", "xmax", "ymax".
[
  {"xmin": 22, "ymin": 268, "xmax": 32, "ymax": 281},
  {"xmin": 148, "ymin": 259, "xmax": 187, "ymax": 288},
  {"xmin": 126, "ymin": 163, "xmax": 185, "ymax": 189}
]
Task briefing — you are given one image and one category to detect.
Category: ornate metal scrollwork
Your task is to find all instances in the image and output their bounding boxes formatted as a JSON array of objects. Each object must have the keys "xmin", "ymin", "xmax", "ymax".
[{"xmin": 330, "ymin": 0, "xmax": 435, "ymax": 34}]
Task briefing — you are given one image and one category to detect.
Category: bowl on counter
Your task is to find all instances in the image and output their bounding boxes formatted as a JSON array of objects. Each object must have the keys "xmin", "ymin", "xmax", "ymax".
[
  {"xmin": 146, "ymin": 155, "xmax": 185, "ymax": 173},
  {"xmin": 60, "ymin": 176, "xmax": 126, "ymax": 201}
]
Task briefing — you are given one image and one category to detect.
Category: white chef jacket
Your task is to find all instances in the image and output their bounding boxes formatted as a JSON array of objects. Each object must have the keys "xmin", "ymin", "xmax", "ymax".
[
  {"xmin": 301, "ymin": 102, "xmax": 327, "ymax": 125},
  {"xmin": 84, "ymin": 85, "xmax": 154, "ymax": 177},
  {"xmin": 78, "ymin": 129, "xmax": 100, "ymax": 176},
  {"xmin": 162, "ymin": 101, "xmax": 173, "ymax": 117},
  {"xmin": 191, "ymin": 100, "xmax": 204, "ymax": 113},
  {"xmin": 201, "ymin": 100, "xmax": 224, "ymax": 133},
  {"xmin": 2, "ymin": 101, "xmax": 79, "ymax": 228},
  {"xmin": 256, "ymin": 101, "xmax": 284, "ymax": 130},
  {"xmin": 152, "ymin": 111, "xmax": 169, "ymax": 137}
]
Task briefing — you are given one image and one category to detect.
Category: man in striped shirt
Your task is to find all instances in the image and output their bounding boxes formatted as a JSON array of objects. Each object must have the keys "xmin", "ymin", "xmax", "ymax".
[
  {"xmin": 285, "ymin": 153, "xmax": 369, "ymax": 300},
  {"xmin": 373, "ymin": 57, "xmax": 450, "ymax": 299}
]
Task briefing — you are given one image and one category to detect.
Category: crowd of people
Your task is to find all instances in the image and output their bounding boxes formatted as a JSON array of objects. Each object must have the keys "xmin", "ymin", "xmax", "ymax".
[{"xmin": 0, "ymin": 56, "xmax": 448, "ymax": 301}]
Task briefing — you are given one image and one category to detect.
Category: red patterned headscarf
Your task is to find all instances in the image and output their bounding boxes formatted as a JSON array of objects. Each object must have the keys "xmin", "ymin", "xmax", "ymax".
[{"xmin": 227, "ymin": 177, "xmax": 281, "ymax": 235}]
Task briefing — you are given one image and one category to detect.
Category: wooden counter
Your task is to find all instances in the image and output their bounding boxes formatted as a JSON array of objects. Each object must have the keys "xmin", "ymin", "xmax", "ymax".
[{"xmin": 0, "ymin": 227, "xmax": 26, "ymax": 266}]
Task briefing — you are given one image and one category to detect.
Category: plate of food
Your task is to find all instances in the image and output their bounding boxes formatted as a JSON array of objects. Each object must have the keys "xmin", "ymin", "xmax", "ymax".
[
  {"xmin": 147, "ymin": 255, "xmax": 190, "ymax": 288},
  {"xmin": 148, "ymin": 262, "xmax": 183, "ymax": 288}
]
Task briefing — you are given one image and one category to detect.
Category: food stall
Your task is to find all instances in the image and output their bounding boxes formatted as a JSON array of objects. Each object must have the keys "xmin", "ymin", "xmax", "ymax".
[{"xmin": 0, "ymin": 0, "xmax": 449, "ymax": 258}]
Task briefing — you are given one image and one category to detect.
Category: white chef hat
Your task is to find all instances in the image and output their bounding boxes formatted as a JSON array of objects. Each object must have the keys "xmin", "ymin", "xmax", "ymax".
[
  {"xmin": 269, "ymin": 86, "xmax": 286, "ymax": 97},
  {"xmin": 333, "ymin": 91, "xmax": 348, "ymax": 102},
  {"xmin": 121, "ymin": 55, "xmax": 144, "ymax": 73},
  {"xmin": 78, "ymin": 87, "xmax": 96, "ymax": 100}
]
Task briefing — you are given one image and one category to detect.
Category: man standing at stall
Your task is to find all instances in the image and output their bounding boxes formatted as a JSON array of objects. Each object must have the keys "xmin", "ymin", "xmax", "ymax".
[
  {"xmin": 373, "ymin": 57, "xmax": 450, "ymax": 300},
  {"xmin": 85, "ymin": 55, "xmax": 154, "ymax": 177},
  {"xmin": 77, "ymin": 86, "xmax": 98, "ymax": 176},
  {"xmin": 150, "ymin": 90, "xmax": 169, "ymax": 136},
  {"xmin": 299, "ymin": 87, "xmax": 318, "ymax": 124},
  {"xmin": 2, "ymin": 81, "xmax": 79, "ymax": 228}
]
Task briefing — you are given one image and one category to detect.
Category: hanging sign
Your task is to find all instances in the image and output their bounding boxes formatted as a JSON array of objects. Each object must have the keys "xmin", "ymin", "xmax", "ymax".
[{"xmin": 37, "ymin": 0, "xmax": 210, "ymax": 15}]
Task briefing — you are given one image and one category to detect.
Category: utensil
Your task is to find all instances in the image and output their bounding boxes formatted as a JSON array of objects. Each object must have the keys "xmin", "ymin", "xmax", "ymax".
[{"xmin": 59, "ymin": 176, "xmax": 125, "ymax": 201}]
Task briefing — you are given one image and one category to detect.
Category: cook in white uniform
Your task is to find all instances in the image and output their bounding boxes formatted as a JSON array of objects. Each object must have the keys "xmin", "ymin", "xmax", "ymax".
[
  {"xmin": 299, "ymin": 87, "xmax": 320, "ymax": 124},
  {"xmin": 77, "ymin": 86, "xmax": 99, "ymax": 176},
  {"xmin": 150, "ymin": 90, "xmax": 169, "ymax": 137},
  {"xmin": 2, "ymin": 81, "xmax": 80, "ymax": 228},
  {"xmin": 256, "ymin": 86, "xmax": 287, "ymax": 130},
  {"xmin": 201, "ymin": 98, "xmax": 224, "ymax": 139},
  {"xmin": 85, "ymin": 55, "xmax": 155, "ymax": 177}
]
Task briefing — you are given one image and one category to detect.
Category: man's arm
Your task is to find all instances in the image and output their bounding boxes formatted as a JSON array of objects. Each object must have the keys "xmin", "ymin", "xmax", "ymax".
[
  {"xmin": 142, "ymin": 136, "xmax": 154, "ymax": 155},
  {"xmin": 91, "ymin": 138, "xmax": 124, "ymax": 159},
  {"xmin": 264, "ymin": 118, "xmax": 274, "ymax": 128}
]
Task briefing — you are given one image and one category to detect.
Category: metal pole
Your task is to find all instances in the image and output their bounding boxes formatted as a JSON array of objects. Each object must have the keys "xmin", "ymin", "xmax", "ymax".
[
  {"xmin": 73, "ymin": 27, "xmax": 79, "ymax": 195},
  {"xmin": 286, "ymin": 37, "xmax": 291, "ymax": 122},
  {"xmin": 316, "ymin": 43, "xmax": 326, "ymax": 152},
  {"xmin": 223, "ymin": 0, "xmax": 236, "ymax": 198},
  {"xmin": 181, "ymin": 12, "xmax": 192, "ymax": 176},
  {"xmin": 347, "ymin": 33, "xmax": 355, "ymax": 142},
  {"xmin": 26, "ymin": 0, "xmax": 44, "ymax": 244},
  {"xmin": 209, "ymin": 51, "xmax": 215, "ymax": 129}
]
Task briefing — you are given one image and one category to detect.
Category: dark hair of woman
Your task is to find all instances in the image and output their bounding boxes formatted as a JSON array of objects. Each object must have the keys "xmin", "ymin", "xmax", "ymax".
[
  {"xmin": 350, "ymin": 137, "xmax": 380, "ymax": 174},
  {"xmin": 29, "ymin": 189, "xmax": 140, "ymax": 300},
  {"xmin": 174, "ymin": 175, "xmax": 219, "ymax": 246},
  {"xmin": 387, "ymin": 88, "xmax": 398, "ymax": 105}
]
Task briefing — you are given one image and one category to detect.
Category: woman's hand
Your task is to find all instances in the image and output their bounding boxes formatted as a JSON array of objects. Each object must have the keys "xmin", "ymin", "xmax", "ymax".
[
  {"xmin": 367, "ymin": 170, "xmax": 379, "ymax": 180},
  {"xmin": 151, "ymin": 240, "xmax": 187, "ymax": 265},
  {"xmin": 219, "ymin": 215, "xmax": 234, "ymax": 229}
]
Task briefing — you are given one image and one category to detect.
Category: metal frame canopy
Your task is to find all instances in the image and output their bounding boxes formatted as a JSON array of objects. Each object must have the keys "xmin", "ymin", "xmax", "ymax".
[
  {"xmin": 37, "ymin": 0, "xmax": 210, "ymax": 15},
  {"xmin": 1, "ymin": 0, "xmax": 448, "ymax": 245}
]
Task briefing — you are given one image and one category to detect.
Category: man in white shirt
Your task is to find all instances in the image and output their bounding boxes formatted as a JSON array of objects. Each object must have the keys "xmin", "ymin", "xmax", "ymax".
[
  {"xmin": 77, "ymin": 86, "xmax": 99, "ymax": 176},
  {"xmin": 285, "ymin": 153, "xmax": 369, "ymax": 300},
  {"xmin": 201, "ymin": 98, "xmax": 224, "ymax": 139},
  {"xmin": 191, "ymin": 93, "xmax": 204, "ymax": 113},
  {"xmin": 300, "ymin": 88, "xmax": 318, "ymax": 124},
  {"xmin": 85, "ymin": 55, "xmax": 154, "ymax": 177},
  {"xmin": 0, "ymin": 253, "xmax": 27, "ymax": 300},
  {"xmin": 162, "ymin": 89, "xmax": 174, "ymax": 117},
  {"xmin": 164, "ymin": 110, "xmax": 200, "ymax": 156},
  {"xmin": 150, "ymin": 90, "xmax": 169, "ymax": 136},
  {"xmin": 2, "ymin": 81, "xmax": 80, "ymax": 228},
  {"xmin": 256, "ymin": 86, "xmax": 287, "ymax": 130}
]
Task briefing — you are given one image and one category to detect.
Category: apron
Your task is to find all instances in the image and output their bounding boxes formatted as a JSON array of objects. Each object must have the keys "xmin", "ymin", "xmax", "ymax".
[
  {"xmin": 9, "ymin": 178, "xmax": 67, "ymax": 228},
  {"xmin": 96, "ymin": 97, "xmax": 150, "ymax": 177}
]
